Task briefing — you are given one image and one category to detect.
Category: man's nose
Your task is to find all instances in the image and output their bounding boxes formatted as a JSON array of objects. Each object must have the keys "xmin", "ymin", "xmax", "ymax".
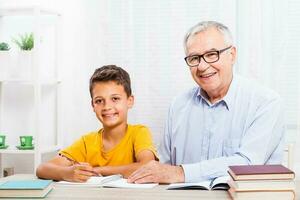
[{"xmin": 196, "ymin": 59, "xmax": 210, "ymax": 72}]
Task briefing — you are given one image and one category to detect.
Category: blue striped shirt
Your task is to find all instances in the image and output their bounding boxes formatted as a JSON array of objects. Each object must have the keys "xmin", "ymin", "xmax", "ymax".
[{"xmin": 159, "ymin": 74, "xmax": 285, "ymax": 182}]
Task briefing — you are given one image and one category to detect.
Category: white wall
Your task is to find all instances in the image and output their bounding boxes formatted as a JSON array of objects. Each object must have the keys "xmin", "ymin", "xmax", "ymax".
[{"xmin": 0, "ymin": 0, "xmax": 299, "ymax": 177}]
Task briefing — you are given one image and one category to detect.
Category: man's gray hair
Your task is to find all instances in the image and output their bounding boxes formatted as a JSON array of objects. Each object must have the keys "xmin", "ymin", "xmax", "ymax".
[{"xmin": 183, "ymin": 21, "xmax": 233, "ymax": 54}]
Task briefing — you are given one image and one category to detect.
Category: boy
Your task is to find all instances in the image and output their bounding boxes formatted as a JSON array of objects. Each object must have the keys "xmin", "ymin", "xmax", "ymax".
[{"xmin": 36, "ymin": 65, "xmax": 157, "ymax": 182}]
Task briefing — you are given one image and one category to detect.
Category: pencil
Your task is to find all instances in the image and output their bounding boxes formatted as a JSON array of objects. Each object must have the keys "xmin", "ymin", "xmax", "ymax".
[
  {"xmin": 58, "ymin": 153, "xmax": 99, "ymax": 176},
  {"xmin": 59, "ymin": 153, "xmax": 80, "ymax": 164}
]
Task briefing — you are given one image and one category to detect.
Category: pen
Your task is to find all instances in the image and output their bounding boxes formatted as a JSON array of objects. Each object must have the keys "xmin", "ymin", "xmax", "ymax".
[{"xmin": 58, "ymin": 153, "xmax": 99, "ymax": 176}]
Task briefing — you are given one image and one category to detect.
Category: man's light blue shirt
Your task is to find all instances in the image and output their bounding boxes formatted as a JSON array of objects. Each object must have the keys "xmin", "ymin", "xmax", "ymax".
[{"xmin": 159, "ymin": 74, "xmax": 285, "ymax": 182}]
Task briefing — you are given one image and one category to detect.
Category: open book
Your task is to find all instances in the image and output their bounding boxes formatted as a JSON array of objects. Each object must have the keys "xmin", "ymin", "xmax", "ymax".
[
  {"xmin": 57, "ymin": 174, "xmax": 158, "ymax": 189},
  {"xmin": 167, "ymin": 176, "xmax": 230, "ymax": 190}
]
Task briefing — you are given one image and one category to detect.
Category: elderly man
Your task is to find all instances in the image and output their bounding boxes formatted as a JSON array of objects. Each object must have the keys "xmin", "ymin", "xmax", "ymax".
[{"xmin": 128, "ymin": 21, "xmax": 285, "ymax": 183}]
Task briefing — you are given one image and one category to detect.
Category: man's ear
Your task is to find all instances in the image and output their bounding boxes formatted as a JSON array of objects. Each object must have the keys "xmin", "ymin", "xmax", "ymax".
[
  {"xmin": 230, "ymin": 46, "xmax": 237, "ymax": 64},
  {"xmin": 127, "ymin": 95, "xmax": 134, "ymax": 108}
]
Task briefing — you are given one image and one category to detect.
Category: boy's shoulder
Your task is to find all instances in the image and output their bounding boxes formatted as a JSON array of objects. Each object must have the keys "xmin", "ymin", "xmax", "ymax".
[
  {"xmin": 80, "ymin": 130, "xmax": 100, "ymax": 141},
  {"xmin": 127, "ymin": 124, "xmax": 149, "ymax": 132},
  {"xmin": 127, "ymin": 124, "xmax": 151, "ymax": 136}
]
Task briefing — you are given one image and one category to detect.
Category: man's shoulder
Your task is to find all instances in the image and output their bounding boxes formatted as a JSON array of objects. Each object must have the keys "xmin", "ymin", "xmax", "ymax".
[{"xmin": 236, "ymin": 75, "xmax": 281, "ymax": 101}]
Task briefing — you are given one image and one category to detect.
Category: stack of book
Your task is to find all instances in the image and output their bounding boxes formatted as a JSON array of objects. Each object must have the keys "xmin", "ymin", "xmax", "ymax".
[
  {"xmin": 0, "ymin": 179, "xmax": 53, "ymax": 198},
  {"xmin": 227, "ymin": 164, "xmax": 295, "ymax": 200}
]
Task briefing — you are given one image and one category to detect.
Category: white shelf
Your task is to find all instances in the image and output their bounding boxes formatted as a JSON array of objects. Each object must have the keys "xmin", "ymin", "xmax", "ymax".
[
  {"xmin": 0, "ymin": 6, "xmax": 62, "ymax": 177},
  {"xmin": 0, "ymin": 6, "xmax": 61, "ymax": 17},
  {"xmin": 0, "ymin": 79, "xmax": 61, "ymax": 86},
  {"xmin": 0, "ymin": 145, "xmax": 61, "ymax": 154}
]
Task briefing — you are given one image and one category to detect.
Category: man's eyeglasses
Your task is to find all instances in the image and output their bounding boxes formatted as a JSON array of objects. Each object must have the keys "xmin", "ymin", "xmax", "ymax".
[{"xmin": 184, "ymin": 46, "xmax": 232, "ymax": 67}]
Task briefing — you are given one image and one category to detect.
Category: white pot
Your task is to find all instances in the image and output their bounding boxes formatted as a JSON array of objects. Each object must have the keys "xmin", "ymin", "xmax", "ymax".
[
  {"xmin": 0, "ymin": 51, "xmax": 11, "ymax": 80},
  {"xmin": 9, "ymin": 50, "xmax": 33, "ymax": 80}
]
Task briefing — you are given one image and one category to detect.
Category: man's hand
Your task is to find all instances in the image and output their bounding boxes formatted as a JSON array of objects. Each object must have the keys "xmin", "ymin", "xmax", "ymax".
[
  {"xmin": 63, "ymin": 162, "xmax": 97, "ymax": 182},
  {"xmin": 127, "ymin": 160, "xmax": 185, "ymax": 184}
]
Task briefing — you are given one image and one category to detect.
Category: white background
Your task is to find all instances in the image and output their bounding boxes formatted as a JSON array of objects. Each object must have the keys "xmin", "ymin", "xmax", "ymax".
[{"xmin": 0, "ymin": 0, "xmax": 299, "ymax": 177}]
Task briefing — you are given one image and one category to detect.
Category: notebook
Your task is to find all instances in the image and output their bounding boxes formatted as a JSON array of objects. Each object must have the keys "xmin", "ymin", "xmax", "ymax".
[
  {"xmin": 0, "ymin": 179, "xmax": 53, "ymax": 198},
  {"xmin": 167, "ymin": 176, "xmax": 230, "ymax": 190},
  {"xmin": 228, "ymin": 165, "xmax": 295, "ymax": 181},
  {"xmin": 57, "ymin": 174, "xmax": 158, "ymax": 189}
]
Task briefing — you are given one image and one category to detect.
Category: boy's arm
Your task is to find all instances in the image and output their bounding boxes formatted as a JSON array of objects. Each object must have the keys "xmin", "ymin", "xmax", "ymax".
[
  {"xmin": 36, "ymin": 155, "xmax": 96, "ymax": 182},
  {"xmin": 94, "ymin": 149, "xmax": 155, "ymax": 178}
]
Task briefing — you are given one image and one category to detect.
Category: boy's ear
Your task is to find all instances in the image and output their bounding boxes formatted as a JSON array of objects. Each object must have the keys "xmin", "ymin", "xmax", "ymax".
[
  {"xmin": 127, "ymin": 95, "xmax": 134, "ymax": 108},
  {"xmin": 91, "ymin": 100, "xmax": 96, "ymax": 112}
]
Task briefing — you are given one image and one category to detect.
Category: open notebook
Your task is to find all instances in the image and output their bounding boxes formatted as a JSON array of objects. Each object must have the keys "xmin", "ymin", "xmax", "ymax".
[
  {"xmin": 167, "ymin": 176, "xmax": 230, "ymax": 190},
  {"xmin": 57, "ymin": 174, "xmax": 158, "ymax": 189}
]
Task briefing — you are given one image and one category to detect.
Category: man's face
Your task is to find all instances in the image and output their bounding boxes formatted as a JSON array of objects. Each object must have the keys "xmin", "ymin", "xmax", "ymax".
[
  {"xmin": 186, "ymin": 28, "xmax": 236, "ymax": 97},
  {"xmin": 91, "ymin": 81, "xmax": 134, "ymax": 129}
]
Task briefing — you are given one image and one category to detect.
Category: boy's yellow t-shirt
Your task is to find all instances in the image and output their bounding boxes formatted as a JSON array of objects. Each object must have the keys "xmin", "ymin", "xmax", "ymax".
[{"xmin": 59, "ymin": 124, "xmax": 157, "ymax": 167}]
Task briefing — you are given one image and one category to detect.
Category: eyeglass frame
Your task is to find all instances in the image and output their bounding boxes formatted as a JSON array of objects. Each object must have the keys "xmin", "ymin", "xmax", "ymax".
[{"xmin": 184, "ymin": 45, "xmax": 232, "ymax": 67}]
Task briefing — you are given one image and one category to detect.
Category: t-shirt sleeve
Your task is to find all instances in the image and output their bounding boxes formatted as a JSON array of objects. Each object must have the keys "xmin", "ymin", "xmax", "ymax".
[
  {"xmin": 133, "ymin": 126, "xmax": 159, "ymax": 160},
  {"xmin": 59, "ymin": 136, "xmax": 87, "ymax": 162}
]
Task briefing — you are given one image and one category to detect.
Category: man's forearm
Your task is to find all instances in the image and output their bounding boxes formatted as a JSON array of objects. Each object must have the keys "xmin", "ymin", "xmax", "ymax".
[{"xmin": 182, "ymin": 155, "xmax": 248, "ymax": 182}]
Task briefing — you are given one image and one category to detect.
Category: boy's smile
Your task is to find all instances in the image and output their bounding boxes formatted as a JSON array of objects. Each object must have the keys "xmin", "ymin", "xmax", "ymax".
[{"xmin": 91, "ymin": 81, "xmax": 134, "ymax": 129}]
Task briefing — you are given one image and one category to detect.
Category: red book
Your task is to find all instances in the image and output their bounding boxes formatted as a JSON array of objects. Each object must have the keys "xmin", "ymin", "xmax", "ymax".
[{"xmin": 228, "ymin": 165, "xmax": 295, "ymax": 181}]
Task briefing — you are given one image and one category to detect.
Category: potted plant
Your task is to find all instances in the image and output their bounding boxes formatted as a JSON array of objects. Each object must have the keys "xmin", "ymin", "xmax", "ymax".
[
  {"xmin": 0, "ymin": 42, "xmax": 10, "ymax": 51},
  {"xmin": 12, "ymin": 32, "xmax": 34, "ymax": 51},
  {"xmin": 0, "ymin": 42, "xmax": 11, "ymax": 80},
  {"xmin": 12, "ymin": 33, "xmax": 34, "ymax": 80}
]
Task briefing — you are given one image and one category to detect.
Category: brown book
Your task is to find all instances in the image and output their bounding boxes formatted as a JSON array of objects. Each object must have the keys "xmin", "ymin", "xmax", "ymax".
[
  {"xmin": 228, "ymin": 165, "xmax": 295, "ymax": 181},
  {"xmin": 228, "ymin": 187, "xmax": 295, "ymax": 200}
]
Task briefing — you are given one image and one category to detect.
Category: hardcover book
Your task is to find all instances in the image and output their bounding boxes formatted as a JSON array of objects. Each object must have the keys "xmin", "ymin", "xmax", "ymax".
[
  {"xmin": 228, "ymin": 179, "xmax": 295, "ymax": 191},
  {"xmin": 228, "ymin": 187, "xmax": 295, "ymax": 200},
  {"xmin": 228, "ymin": 165, "xmax": 295, "ymax": 181},
  {"xmin": 0, "ymin": 179, "xmax": 53, "ymax": 198}
]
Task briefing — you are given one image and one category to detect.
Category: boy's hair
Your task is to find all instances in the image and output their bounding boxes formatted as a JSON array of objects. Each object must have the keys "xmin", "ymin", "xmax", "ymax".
[{"xmin": 89, "ymin": 65, "xmax": 132, "ymax": 98}]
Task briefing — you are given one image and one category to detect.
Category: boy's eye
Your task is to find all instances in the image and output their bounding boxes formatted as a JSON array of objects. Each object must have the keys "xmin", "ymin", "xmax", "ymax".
[
  {"xmin": 112, "ymin": 97, "xmax": 120, "ymax": 102},
  {"xmin": 94, "ymin": 99, "xmax": 103, "ymax": 104}
]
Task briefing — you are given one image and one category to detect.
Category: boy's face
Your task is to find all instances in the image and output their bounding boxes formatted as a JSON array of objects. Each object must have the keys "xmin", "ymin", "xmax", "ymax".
[{"xmin": 91, "ymin": 81, "xmax": 134, "ymax": 129}]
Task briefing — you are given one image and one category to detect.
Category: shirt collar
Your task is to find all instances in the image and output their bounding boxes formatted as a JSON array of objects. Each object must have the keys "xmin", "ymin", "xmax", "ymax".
[
  {"xmin": 222, "ymin": 74, "xmax": 237, "ymax": 110},
  {"xmin": 196, "ymin": 74, "xmax": 237, "ymax": 110}
]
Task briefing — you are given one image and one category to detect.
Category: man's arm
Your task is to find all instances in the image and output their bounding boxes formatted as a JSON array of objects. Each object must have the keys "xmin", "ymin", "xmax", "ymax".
[{"xmin": 128, "ymin": 96, "xmax": 285, "ymax": 183}]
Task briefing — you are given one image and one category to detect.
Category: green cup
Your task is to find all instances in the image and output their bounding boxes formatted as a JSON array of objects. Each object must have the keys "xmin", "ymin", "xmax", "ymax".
[
  {"xmin": 19, "ymin": 136, "xmax": 33, "ymax": 147},
  {"xmin": 0, "ymin": 135, "xmax": 6, "ymax": 146}
]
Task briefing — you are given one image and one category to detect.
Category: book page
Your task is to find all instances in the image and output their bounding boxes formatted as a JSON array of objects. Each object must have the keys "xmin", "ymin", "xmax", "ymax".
[
  {"xmin": 56, "ymin": 174, "xmax": 122, "ymax": 187},
  {"xmin": 167, "ymin": 180, "xmax": 211, "ymax": 190},
  {"xmin": 103, "ymin": 178, "xmax": 158, "ymax": 189},
  {"xmin": 211, "ymin": 176, "xmax": 230, "ymax": 190}
]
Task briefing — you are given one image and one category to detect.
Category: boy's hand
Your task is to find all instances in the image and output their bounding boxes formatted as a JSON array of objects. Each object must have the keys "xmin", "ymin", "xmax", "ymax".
[
  {"xmin": 93, "ymin": 166, "xmax": 103, "ymax": 177},
  {"xmin": 63, "ymin": 162, "xmax": 97, "ymax": 182}
]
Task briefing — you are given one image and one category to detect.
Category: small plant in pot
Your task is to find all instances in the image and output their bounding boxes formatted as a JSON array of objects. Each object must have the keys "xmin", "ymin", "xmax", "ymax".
[
  {"xmin": 12, "ymin": 32, "xmax": 34, "ymax": 51},
  {"xmin": 0, "ymin": 42, "xmax": 10, "ymax": 51},
  {"xmin": 12, "ymin": 33, "xmax": 34, "ymax": 80}
]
